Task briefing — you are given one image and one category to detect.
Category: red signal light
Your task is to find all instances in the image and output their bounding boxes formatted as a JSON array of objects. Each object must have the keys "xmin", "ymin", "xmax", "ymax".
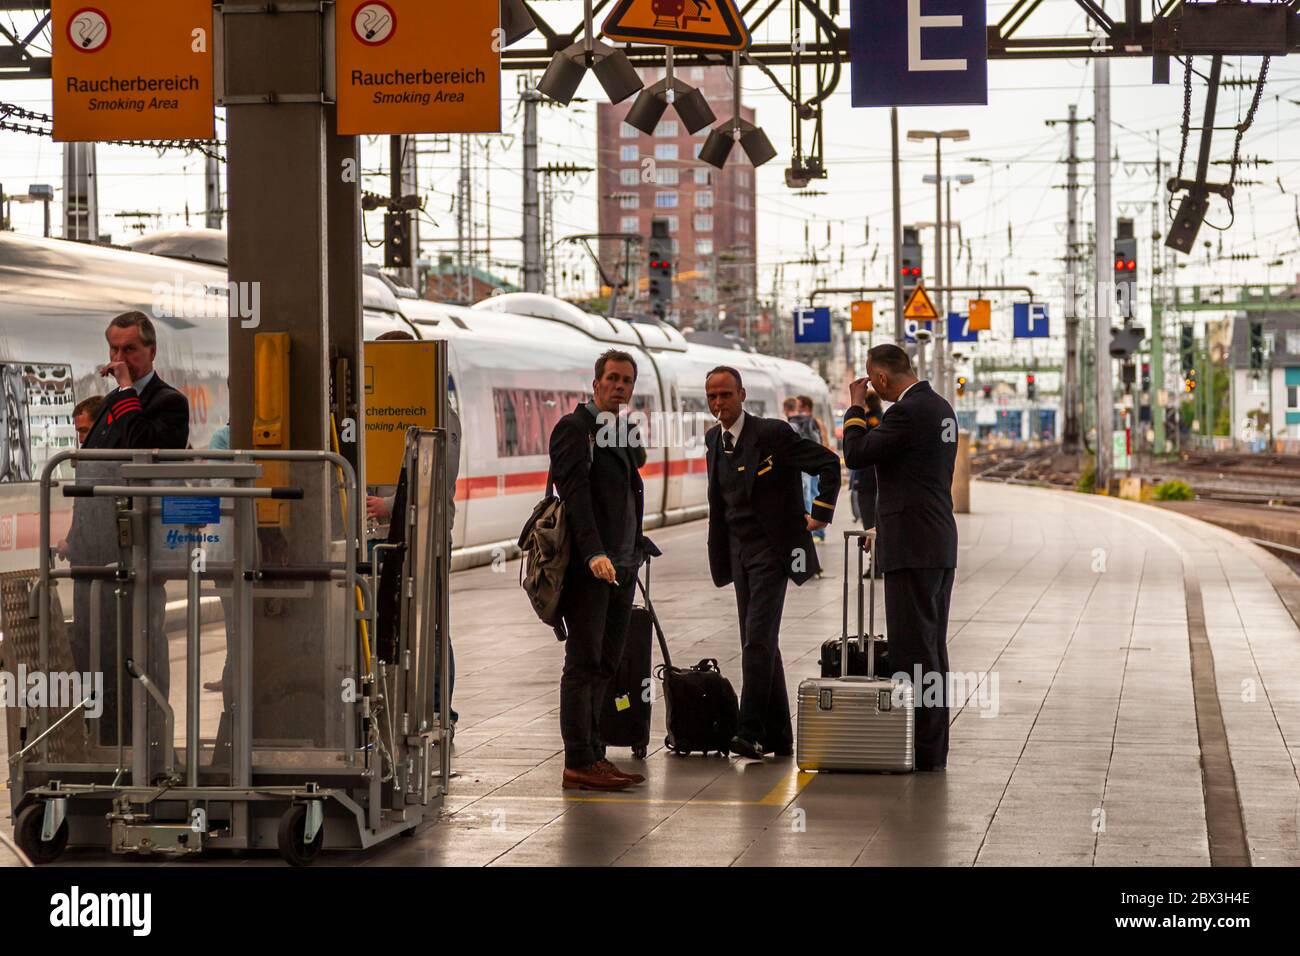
[
  {"xmin": 1114, "ymin": 259, "xmax": 1125, "ymax": 270},
  {"xmin": 1126, "ymin": 259, "xmax": 1136, "ymax": 271}
]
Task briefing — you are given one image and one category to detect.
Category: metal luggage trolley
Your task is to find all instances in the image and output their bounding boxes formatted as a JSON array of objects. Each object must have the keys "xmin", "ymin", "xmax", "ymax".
[{"xmin": 6, "ymin": 434, "xmax": 453, "ymax": 865}]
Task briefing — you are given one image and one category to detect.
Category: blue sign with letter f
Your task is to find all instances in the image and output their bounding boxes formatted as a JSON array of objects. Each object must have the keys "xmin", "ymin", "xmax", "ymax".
[{"xmin": 850, "ymin": 0, "xmax": 988, "ymax": 107}]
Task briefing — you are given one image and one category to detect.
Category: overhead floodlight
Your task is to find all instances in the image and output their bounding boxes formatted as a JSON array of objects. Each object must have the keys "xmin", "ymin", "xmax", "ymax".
[
  {"xmin": 699, "ymin": 53, "xmax": 774, "ymax": 170},
  {"xmin": 625, "ymin": 76, "xmax": 717, "ymax": 135},
  {"xmin": 500, "ymin": 0, "xmax": 537, "ymax": 46},
  {"xmin": 537, "ymin": 4, "xmax": 642, "ymax": 106}
]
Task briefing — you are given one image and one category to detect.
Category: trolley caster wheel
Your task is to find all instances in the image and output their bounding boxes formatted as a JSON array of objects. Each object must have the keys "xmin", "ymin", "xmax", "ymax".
[
  {"xmin": 277, "ymin": 804, "xmax": 324, "ymax": 867},
  {"xmin": 632, "ymin": 746, "xmax": 647, "ymax": 760},
  {"xmin": 15, "ymin": 803, "xmax": 68, "ymax": 864}
]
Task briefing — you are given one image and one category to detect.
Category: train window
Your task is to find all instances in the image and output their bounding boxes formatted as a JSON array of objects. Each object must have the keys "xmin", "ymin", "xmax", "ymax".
[
  {"xmin": 493, "ymin": 387, "xmax": 587, "ymax": 458},
  {"xmin": 0, "ymin": 361, "xmax": 75, "ymax": 482},
  {"xmin": 743, "ymin": 400, "xmax": 766, "ymax": 417}
]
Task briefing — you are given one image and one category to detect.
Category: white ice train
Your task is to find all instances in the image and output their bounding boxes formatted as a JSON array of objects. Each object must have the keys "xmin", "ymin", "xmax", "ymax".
[{"xmin": 0, "ymin": 230, "xmax": 833, "ymax": 571}]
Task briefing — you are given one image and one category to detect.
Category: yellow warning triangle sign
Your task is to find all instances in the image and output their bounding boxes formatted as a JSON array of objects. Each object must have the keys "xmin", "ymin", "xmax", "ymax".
[
  {"xmin": 603, "ymin": 0, "xmax": 751, "ymax": 52},
  {"xmin": 903, "ymin": 285, "xmax": 939, "ymax": 321}
]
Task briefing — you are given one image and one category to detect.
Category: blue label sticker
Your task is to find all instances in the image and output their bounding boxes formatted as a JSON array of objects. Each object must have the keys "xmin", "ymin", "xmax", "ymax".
[
  {"xmin": 1013, "ymin": 302, "xmax": 1050, "ymax": 338},
  {"xmin": 162, "ymin": 496, "xmax": 222, "ymax": 526},
  {"xmin": 850, "ymin": 0, "xmax": 989, "ymax": 108}
]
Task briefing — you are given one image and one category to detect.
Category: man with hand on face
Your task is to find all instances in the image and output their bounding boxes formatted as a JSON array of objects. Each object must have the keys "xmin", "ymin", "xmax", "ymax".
[
  {"xmin": 842, "ymin": 344, "xmax": 958, "ymax": 772},
  {"xmin": 66, "ymin": 311, "xmax": 189, "ymax": 765},
  {"xmin": 549, "ymin": 349, "xmax": 658, "ymax": 791},
  {"xmin": 705, "ymin": 366, "xmax": 841, "ymax": 760}
]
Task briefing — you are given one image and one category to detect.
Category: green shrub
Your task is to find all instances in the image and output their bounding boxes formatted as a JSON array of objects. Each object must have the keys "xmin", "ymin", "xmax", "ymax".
[
  {"xmin": 1075, "ymin": 461, "xmax": 1096, "ymax": 493},
  {"xmin": 1153, "ymin": 480, "xmax": 1194, "ymax": 501}
]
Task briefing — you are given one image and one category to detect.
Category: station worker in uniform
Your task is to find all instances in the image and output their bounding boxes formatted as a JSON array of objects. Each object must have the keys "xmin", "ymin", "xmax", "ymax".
[
  {"xmin": 63, "ymin": 311, "xmax": 189, "ymax": 763},
  {"xmin": 842, "ymin": 344, "xmax": 958, "ymax": 772},
  {"xmin": 704, "ymin": 365, "xmax": 841, "ymax": 760},
  {"xmin": 549, "ymin": 349, "xmax": 657, "ymax": 792}
]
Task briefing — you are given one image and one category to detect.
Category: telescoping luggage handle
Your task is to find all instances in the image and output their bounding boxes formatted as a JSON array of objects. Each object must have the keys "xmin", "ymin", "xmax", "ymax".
[
  {"xmin": 635, "ymin": 557, "xmax": 674, "ymax": 671},
  {"xmin": 841, "ymin": 530, "xmax": 877, "ymax": 679}
]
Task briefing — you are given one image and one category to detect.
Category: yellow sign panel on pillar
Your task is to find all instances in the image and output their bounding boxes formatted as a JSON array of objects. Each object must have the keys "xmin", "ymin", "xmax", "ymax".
[
  {"xmin": 336, "ymin": 0, "xmax": 502, "ymax": 135},
  {"xmin": 903, "ymin": 285, "xmax": 939, "ymax": 322},
  {"xmin": 364, "ymin": 341, "xmax": 440, "ymax": 486},
  {"xmin": 968, "ymin": 298, "xmax": 991, "ymax": 331},
  {"xmin": 850, "ymin": 300, "xmax": 874, "ymax": 332},
  {"xmin": 603, "ymin": 0, "xmax": 751, "ymax": 51},
  {"xmin": 52, "ymin": 0, "xmax": 214, "ymax": 141}
]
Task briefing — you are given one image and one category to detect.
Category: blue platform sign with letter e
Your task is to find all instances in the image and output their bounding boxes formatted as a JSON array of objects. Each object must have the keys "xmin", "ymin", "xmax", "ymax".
[
  {"xmin": 948, "ymin": 312, "xmax": 979, "ymax": 343},
  {"xmin": 794, "ymin": 307, "xmax": 832, "ymax": 344},
  {"xmin": 1013, "ymin": 303, "xmax": 1050, "ymax": 338},
  {"xmin": 850, "ymin": 0, "xmax": 988, "ymax": 107},
  {"xmin": 162, "ymin": 496, "xmax": 222, "ymax": 526}
]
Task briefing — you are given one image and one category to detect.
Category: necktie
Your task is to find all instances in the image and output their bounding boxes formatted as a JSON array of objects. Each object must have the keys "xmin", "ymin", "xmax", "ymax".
[{"xmin": 723, "ymin": 431, "xmax": 735, "ymax": 455}]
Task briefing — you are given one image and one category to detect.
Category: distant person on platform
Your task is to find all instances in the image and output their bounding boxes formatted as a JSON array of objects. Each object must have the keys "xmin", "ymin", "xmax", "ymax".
[
  {"xmin": 843, "ymin": 344, "xmax": 957, "ymax": 772},
  {"xmin": 61, "ymin": 311, "xmax": 189, "ymax": 762},
  {"xmin": 72, "ymin": 395, "xmax": 104, "ymax": 446},
  {"xmin": 705, "ymin": 366, "xmax": 840, "ymax": 760}
]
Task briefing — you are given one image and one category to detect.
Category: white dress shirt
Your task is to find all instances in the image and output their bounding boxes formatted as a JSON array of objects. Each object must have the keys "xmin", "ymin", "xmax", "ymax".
[{"xmin": 722, "ymin": 410, "xmax": 746, "ymax": 449}]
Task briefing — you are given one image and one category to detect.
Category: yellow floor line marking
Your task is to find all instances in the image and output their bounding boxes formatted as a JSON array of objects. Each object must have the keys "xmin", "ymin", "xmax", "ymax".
[
  {"xmin": 758, "ymin": 770, "xmax": 815, "ymax": 806},
  {"xmin": 456, "ymin": 771, "xmax": 816, "ymax": 809}
]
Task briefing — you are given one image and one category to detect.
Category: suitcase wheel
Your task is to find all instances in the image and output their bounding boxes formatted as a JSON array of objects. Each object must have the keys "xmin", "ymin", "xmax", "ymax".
[{"xmin": 632, "ymin": 746, "xmax": 647, "ymax": 760}]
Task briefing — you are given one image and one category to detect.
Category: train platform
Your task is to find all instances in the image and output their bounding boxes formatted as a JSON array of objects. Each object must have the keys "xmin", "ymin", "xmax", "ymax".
[{"xmin": 4, "ymin": 481, "xmax": 1299, "ymax": 867}]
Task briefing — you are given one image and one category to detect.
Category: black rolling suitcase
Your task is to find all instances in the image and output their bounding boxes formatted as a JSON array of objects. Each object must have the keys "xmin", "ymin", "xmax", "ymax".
[
  {"xmin": 598, "ymin": 565, "xmax": 656, "ymax": 759},
  {"xmin": 640, "ymin": 580, "xmax": 740, "ymax": 757},
  {"xmin": 819, "ymin": 634, "xmax": 891, "ymax": 679}
]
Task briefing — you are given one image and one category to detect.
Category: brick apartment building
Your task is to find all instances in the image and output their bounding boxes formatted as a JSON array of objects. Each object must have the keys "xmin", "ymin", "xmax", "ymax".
[{"xmin": 596, "ymin": 66, "xmax": 759, "ymax": 330}]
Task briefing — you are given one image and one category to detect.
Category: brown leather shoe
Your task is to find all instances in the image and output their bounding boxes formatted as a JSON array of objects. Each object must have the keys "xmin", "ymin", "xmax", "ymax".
[
  {"xmin": 562, "ymin": 764, "xmax": 632, "ymax": 791},
  {"xmin": 595, "ymin": 759, "xmax": 645, "ymax": 785}
]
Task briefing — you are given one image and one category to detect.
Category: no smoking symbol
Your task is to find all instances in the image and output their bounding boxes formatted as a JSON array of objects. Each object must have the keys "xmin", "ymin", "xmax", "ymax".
[
  {"xmin": 352, "ymin": 1, "xmax": 396, "ymax": 46},
  {"xmin": 68, "ymin": 7, "xmax": 110, "ymax": 53}
]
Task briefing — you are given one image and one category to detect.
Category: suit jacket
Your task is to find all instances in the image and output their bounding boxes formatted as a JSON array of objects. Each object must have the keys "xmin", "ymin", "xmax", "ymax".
[
  {"xmin": 82, "ymin": 372, "xmax": 190, "ymax": 451},
  {"xmin": 705, "ymin": 413, "xmax": 840, "ymax": 587},
  {"xmin": 842, "ymin": 380, "xmax": 958, "ymax": 573},
  {"xmin": 548, "ymin": 403, "xmax": 650, "ymax": 569}
]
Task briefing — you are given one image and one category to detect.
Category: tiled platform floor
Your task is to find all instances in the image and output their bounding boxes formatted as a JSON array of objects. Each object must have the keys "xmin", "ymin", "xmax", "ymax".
[{"xmin": 5, "ymin": 482, "xmax": 1298, "ymax": 866}]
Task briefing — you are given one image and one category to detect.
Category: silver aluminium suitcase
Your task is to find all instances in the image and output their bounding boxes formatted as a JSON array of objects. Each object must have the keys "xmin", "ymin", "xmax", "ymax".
[{"xmin": 796, "ymin": 530, "xmax": 914, "ymax": 773}]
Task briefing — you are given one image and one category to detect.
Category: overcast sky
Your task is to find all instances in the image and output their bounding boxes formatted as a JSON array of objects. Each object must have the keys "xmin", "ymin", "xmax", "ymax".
[{"xmin": 3, "ymin": 0, "xmax": 1298, "ymax": 346}]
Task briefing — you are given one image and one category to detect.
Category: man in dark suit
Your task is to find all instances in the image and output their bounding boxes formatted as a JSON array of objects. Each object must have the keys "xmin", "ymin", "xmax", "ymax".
[
  {"xmin": 549, "ymin": 349, "xmax": 656, "ymax": 791},
  {"xmin": 843, "ymin": 344, "xmax": 958, "ymax": 771},
  {"xmin": 705, "ymin": 366, "xmax": 841, "ymax": 760},
  {"xmin": 63, "ymin": 311, "xmax": 189, "ymax": 758}
]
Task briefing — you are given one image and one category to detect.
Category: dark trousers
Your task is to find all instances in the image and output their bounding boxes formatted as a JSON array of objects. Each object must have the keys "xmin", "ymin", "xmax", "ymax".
[
  {"xmin": 731, "ymin": 540, "xmax": 792, "ymax": 751},
  {"xmin": 883, "ymin": 567, "xmax": 955, "ymax": 767},
  {"xmin": 559, "ymin": 565, "xmax": 637, "ymax": 768}
]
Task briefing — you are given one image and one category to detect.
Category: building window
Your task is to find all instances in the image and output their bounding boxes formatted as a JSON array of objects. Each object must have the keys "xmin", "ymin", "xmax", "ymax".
[
  {"xmin": 666, "ymin": 218, "xmax": 679, "ymax": 235},
  {"xmin": 655, "ymin": 192, "xmax": 679, "ymax": 208},
  {"xmin": 695, "ymin": 190, "xmax": 714, "ymax": 208},
  {"xmin": 1250, "ymin": 373, "xmax": 1269, "ymax": 395},
  {"xmin": 618, "ymin": 194, "xmax": 640, "ymax": 209},
  {"xmin": 620, "ymin": 122, "xmax": 639, "ymax": 138},
  {"xmin": 1288, "ymin": 330, "xmax": 1300, "ymax": 354},
  {"xmin": 737, "ymin": 192, "xmax": 751, "ymax": 210},
  {"xmin": 694, "ymin": 214, "xmax": 713, "ymax": 232},
  {"xmin": 620, "ymin": 168, "xmax": 639, "ymax": 186},
  {"xmin": 656, "ymin": 167, "xmax": 679, "ymax": 186},
  {"xmin": 654, "ymin": 144, "xmax": 679, "ymax": 161},
  {"xmin": 620, "ymin": 145, "xmax": 639, "ymax": 162},
  {"xmin": 737, "ymin": 217, "xmax": 749, "ymax": 234},
  {"xmin": 736, "ymin": 171, "xmax": 750, "ymax": 188},
  {"xmin": 620, "ymin": 216, "xmax": 639, "ymax": 233},
  {"xmin": 696, "ymin": 239, "xmax": 713, "ymax": 255},
  {"xmin": 693, "ymin": 142, "xmax": 704, "ymax": 159},
  {"xmin": 695, "ymin": 168, "xmax": 712, "ymax": 186},
  {"xmin": 655, "ymin": 120, "xmax": 679, "ymax": 138},
  {"xmin": 1289, "ymin": 385, "xmax": 1298, "ymax": 408}
]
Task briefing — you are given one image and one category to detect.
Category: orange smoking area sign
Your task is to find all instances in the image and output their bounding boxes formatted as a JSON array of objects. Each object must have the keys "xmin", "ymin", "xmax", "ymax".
[
  {"xmin": 336, "ymin": 0, "xmax": 501, "ymax": 136},
  {"xmin": 52, "ymin": 0, "xmax": 214, "ymax": 142}
]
